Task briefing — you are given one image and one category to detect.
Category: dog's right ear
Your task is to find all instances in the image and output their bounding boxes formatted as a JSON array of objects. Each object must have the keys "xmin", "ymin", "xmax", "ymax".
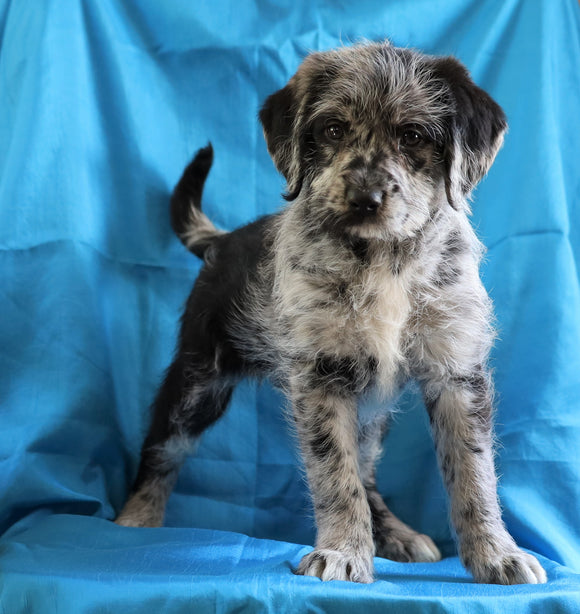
[{"xmin": 259, "ymin": 82, "xmax": 303, "ymax": 200}]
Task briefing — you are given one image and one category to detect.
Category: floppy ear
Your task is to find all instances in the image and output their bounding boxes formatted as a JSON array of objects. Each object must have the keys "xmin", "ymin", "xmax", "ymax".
[
  {"xmin": 435, "ymin": 57, "xmax": 508, "ymax": 210},
  {"xmin": 259, "ymin": 81, "xmax": 303, "ymax": 200}
]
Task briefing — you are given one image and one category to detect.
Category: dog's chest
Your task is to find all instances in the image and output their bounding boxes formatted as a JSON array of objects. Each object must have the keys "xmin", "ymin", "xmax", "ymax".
[
  {"xmin": 277, "ymin": 260, "xmax": 412, "ymax": 390},
  {"xmin": 338, "ymin": 267, "xmax": 411, "ymax": 386}
]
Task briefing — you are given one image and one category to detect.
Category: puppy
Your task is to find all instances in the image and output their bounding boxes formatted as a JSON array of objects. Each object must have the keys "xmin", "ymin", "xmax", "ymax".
[{"xmin": 116, "ymin": 42, "xmax": 547, "ymax": 586}]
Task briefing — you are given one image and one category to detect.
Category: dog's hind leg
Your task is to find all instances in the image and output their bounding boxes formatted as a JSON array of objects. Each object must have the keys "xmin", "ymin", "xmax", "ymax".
[
  {"xmin": 116, "ymin": 357, "xmax": 233, "ymax": 528},
  {"xmin": 358, "ymin": 413, "xmax": 442, "ymax": 563}
]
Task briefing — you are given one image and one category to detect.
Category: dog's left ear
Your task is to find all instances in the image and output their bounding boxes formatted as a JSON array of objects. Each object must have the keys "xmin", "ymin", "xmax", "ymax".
[
  {"xmin": 259, "ymin": 81, "xmax": 303, "ymax": 200},
  {"xmin": 435, "ymin": 57, "xmax": 507, "ymax": 210}
]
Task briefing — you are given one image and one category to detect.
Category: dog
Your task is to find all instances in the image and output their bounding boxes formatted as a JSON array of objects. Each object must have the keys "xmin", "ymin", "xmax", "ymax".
[{"xmin": 116, "ymin": 41, "xmax": 547, "ymax": 586}]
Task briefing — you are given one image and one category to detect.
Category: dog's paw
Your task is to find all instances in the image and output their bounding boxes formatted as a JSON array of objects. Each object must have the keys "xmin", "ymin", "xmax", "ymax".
[
  {"xmin": 296, "ymin": 549, "xmax": 374, "ymax": 583},
  {"xmin": 469, "ymin": 549, "xmax": 547, "ymax": 585},
  {"xmin": 115, "ymin": 513, "xmax": 156, "ymax": 528},
  {"xmin": 375, "ymin": 528, "xmax": 442, "ymax": 563},
  {"xmin": 114, "ymin": 495, "xmax": 164, "ymax": 528}
]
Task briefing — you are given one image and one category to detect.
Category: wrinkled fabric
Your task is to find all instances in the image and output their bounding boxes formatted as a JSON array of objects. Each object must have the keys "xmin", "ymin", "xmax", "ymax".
[{"xmin": 1, "ymin": 0, "xmax": 580, "ymax": 612}]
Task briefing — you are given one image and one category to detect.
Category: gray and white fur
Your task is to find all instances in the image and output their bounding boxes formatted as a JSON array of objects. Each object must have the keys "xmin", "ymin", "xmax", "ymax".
[{"xmin": 116, "ymin": 42, "xmax": 547, "ymax": 586}]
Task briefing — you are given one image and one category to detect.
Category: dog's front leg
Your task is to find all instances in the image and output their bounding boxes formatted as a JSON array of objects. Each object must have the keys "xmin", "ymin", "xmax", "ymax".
[
  {"xmin": 424, "ymin": 372, "xmax": 547, "ymax": 584},
  {"xmin": 291, "ymin": 375, "xmax": 375, "ymax": 583}
]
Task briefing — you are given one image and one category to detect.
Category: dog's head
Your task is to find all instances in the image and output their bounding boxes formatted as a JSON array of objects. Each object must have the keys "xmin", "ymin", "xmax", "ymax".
[{"xmin": 260, "ymin": 42, "xmax": 506, "ymax": 241}]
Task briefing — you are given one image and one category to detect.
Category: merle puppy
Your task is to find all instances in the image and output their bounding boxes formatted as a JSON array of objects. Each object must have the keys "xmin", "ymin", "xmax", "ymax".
[{"xmin": 116, "ymin": 42, "xmax": 547, "ymax": 586}]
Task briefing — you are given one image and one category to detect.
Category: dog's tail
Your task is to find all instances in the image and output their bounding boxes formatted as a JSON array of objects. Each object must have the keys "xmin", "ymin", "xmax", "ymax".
[{"xmin": 170, "ymin": 143, "xmax": 223, "ymax": 259}]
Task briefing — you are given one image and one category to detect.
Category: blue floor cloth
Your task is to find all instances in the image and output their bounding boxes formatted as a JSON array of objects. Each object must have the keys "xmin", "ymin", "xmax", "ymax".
[
  {"xmin": 2, "ymin": 516, "xmax": 580, "ymax": 614},
  {"xmin": 1, "ymin": 0, "xmax": 580, "ymax": 612}
]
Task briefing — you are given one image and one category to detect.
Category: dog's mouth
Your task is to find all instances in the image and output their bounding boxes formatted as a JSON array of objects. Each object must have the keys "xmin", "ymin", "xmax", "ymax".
[
  {"xmin": 310, "ymin": 186, "xmax": 410, "ymax": 241},
  {"xmin": 339, "ymin": 211, "xmax": 390, "ymax": 242},
  {"xmin": 340, "ymin": 202, "xmax": 416, "ymax": 242},
  {"xmin": 345, "ymin": 205, "xmax": 382, "ymax": 226}
]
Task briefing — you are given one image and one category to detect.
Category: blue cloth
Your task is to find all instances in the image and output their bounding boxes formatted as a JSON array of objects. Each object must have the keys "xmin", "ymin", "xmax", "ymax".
[{"xmin": 1, "ymin": 0, "xmax": 580, "ymax": 611}]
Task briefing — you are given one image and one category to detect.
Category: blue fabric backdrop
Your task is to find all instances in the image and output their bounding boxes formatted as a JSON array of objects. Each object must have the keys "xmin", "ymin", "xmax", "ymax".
[{"xmin": 1, "ymin": 0, "xmax": 580, "ymax": 612}]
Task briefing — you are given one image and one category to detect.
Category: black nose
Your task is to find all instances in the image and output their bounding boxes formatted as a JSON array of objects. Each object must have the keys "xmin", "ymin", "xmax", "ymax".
[{"xmin": 347, "ymin": 188, "xmax": 383, "ymax": 214}]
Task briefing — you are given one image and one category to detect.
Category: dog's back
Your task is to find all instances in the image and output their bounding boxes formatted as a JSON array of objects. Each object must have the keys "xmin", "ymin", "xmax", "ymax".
[{"xmin": 170, "ymin": 145, "xmax": 280, "ymax": 377}]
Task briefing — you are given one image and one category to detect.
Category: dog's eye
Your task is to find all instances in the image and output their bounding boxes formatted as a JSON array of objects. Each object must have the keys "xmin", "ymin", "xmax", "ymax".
[
  {"xmin": 401, "ymin": 129, "xmax": 423, "ymax": 147},
  {"xmin": 325, "ymin": 123, "xmax": 344, "ymax": 141}
]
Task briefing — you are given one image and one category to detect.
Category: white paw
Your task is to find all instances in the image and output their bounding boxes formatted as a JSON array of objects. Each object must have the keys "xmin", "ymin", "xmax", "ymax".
[
  {"xmin": 296, "ymin": 548, "xmax": 374, "ymax": 583},
  {"xmin": 114, "ymin": 513, "xmax": 153, "ymax": 528},
  {"xmin": 469, "ymin": 549, "xmax": 547, "ymax": 585},
  {"xmin": 114, "ymin": 495, "xmax": 164, "ymax": 528}
]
